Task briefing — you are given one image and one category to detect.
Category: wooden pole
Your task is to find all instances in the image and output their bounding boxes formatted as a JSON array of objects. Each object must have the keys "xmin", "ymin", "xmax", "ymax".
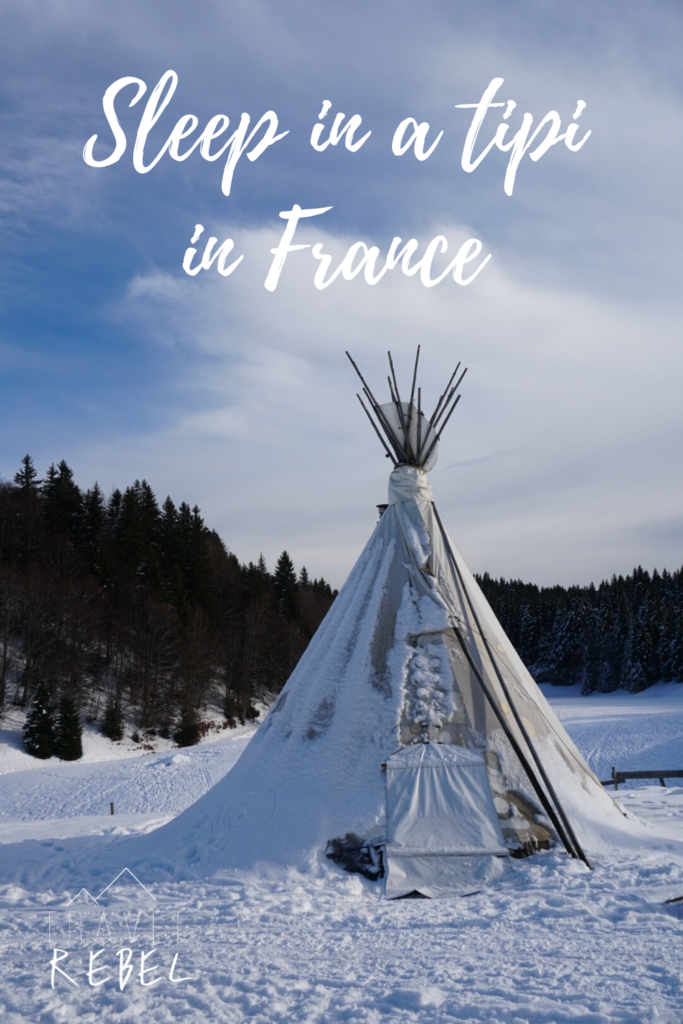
[
  {"xmin": 406, "ymin": 345, "xmax": 420, "ymax": 441},
  {"xmin": 449, "ymin": 621, "xmax": 580, "ymax": 863},
  {"xmin": 433, "ymin": 504, "xmax": 591, "ymax": 868},
  {"xmin": 357, "ymin": 394, "xmax": 397, "ymax": 465},
  {"xmin": 425, "ymin": 362, "xmax": 460, "ymax": 436},
  {"xmin": 346, "ymin": 353, "xmax": 408, "ymax": 461},
  {"xmin": 432, "ymin": 367, "xmax": 468, "ymax": 434},
  {"xmin": 387, "ymin": 352, "xmax": 412, "ymax": 460},
  {"xmin": 421, "ymin": 394, "xmax": 462, "ymax": 466},
  {"xmin": 365, "ymin": 386, "xmax": 408, "ymax": 462}
]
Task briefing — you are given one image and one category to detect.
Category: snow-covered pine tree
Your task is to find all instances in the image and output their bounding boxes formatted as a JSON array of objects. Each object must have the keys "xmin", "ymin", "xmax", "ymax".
[
  {"xmin": 657, "ymin": 609, "xmax": 675, "ymax": 682},
  {"xmin": 54, "ymin": 695, "xmax": 83, "ymax": 760},
  {"xmin": 580, "ymin": 609, "xmax": 601, "ymax": 694},
  {"xmin": 22, "ymin": 682, "xmax": 55, "ymax": 759},
  {"xmin": 518, "ymin": 603, "xmax": 539, "ymax": 666},
  {"xmin": 539, "ymin": 602, "xmax": 587, "ymax": 686},
  {"xmin": 667, "ymin": 611, "xmax": 683, "ymax": 683},
  {"xmin": 596, "ymin": 605, "xmax": 620, "ymax": 693},
  {"xmin": 621, "ymin": 614, "xmax": 654, "ymax": 693}
]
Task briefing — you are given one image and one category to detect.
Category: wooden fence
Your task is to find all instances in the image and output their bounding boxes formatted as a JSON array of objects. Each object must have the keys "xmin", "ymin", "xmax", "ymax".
[{"xmin": 600, "ymin": 767, "xmax": 683, "ymax": 790}]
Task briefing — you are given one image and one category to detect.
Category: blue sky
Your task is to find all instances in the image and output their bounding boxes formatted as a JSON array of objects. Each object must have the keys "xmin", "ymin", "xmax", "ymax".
[{"xmin": 2, "ymin": 0, "xmax": 682, "ymax": 587}]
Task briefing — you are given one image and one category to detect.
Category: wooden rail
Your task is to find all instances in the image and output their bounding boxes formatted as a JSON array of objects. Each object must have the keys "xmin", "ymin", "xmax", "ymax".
[{"xmin": 601, "ymin": 767, "xmax": 683, "ymax": 790}]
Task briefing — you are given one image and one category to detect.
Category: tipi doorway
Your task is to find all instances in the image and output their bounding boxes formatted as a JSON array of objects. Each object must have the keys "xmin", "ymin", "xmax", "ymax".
[{"xmin": 384, "ymin": 742, "xmax": 512, "ymax": 898}]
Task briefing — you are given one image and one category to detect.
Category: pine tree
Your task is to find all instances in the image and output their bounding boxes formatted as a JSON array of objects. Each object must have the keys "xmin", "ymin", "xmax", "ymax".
[
  {"xmin": 274, "ymin": 551, "xmax": 298, "ymax": 620},
  {"xmin": 43, "ymin": 460, "xmax": 83, "ymax": 538},
  {"xmin": 174, "ymin": 706, "xmax": 200, "ymax": 747},
  {"xmin": 580, "ymin": 610, "xmax": 601, "ymax": 695},
  {"xmin": 243, "ymin": 555, "xmax": 270, "ymax": 600},
  {"xmin": 173, "ymin": 501, "xmax": 208, "ymax": 605},
  {"xmin": 160, "ymin": 496, "xmax": 177, "ymax": 557},
  {"xmin": 539, "ymin": 602, "xmax": 587, "ymax": 686},
  {"xmin": 658, "ymin": 613, "xmax": 675, "ymax": 682},
  {"xmin": 23, "ymin": 683, "xmax": 55, "ymax": 759},
  {"xmin": 518, "ymin": 603, "xmax": 539, "ymax": 666},
  {"xmin": 12, "ymin": 454, "xmax": 43, "ymax": 566},
  {"xmin": 14, "ymin": 454, "xmax": 40, "ymax": 493},
  {"xmin": 119, "ymin": 483, "xmax": 146, "ymax": 567},
  {"xmin": 667, "ymin": 612, "xmax": 683, "ymax": 683},
  {"xmin": 82, "ymin": 483, "xmax": 105, "ymax": 563},
  {"xmin": 312, "ymin": 577, "xmax": 334, "ymax": 599},
  {"xmin": 54, "ymin": 695, "xmax": 83, "ymax": 760},
  {"xmin": 101, "ymin": 696, "xmax": 124, "ymax": 741},
  {"xmin": 622, "ymin": 615, "xmax": 653, "ymax": 693},
  {"xmin": 596, "ymin": 605, "xmax": 620, "ymax": 693},
  {"xmin": 106, "ymin": 488, "xmax": 123, "ymax": 535}
]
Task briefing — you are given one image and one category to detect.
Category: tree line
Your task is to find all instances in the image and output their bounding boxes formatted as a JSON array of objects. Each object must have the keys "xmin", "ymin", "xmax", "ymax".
[
  {"xmin": 0, "ymin": 456, "xmax": 336, "ymax": 751},
  {"xmin": 477, "ymin": 566, "xmax": 683, "ymax": 693},
  {"xmin": 3, "ymin": 453, "xmax": 681, "ymax": 761}
]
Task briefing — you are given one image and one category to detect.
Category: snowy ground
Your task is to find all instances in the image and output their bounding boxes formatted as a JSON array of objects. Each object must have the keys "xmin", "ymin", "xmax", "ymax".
[
  {"xmin": 1, "ymin": 687, "xmax": 683, "ymax": 1023},
  {"xmin": 0, "ymin": 707, "xmax": 255, "ymax": 841},
  {"xmin": 541, "ymin": 682, "xmax": 683, "ymax": 785}
]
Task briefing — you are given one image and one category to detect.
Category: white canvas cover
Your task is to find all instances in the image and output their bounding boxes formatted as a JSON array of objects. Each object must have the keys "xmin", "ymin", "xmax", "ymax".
[{"xmin": 385, "ymin": 742, "xmax": 510, "ymax": 898}]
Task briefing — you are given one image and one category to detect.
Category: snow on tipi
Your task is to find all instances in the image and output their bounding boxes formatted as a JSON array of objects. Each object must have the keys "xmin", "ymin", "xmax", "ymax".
[{"xmin": 149, "ymin": 350, "xmax": 624, "ymax": 896}]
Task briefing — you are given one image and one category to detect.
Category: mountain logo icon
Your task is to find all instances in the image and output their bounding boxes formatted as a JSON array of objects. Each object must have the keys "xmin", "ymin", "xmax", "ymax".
[{"xmin": 65, "ymin": 868, "xmax": 156, "ymax": 906}]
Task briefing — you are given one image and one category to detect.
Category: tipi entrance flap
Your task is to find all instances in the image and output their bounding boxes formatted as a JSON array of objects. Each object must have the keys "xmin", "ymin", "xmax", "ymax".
[{"xmin": 384, "ymin": 742, "xmax": 511, "ymax": 898}]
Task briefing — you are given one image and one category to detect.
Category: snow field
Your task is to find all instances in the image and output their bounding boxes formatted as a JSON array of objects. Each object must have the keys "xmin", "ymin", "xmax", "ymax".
[
  {"xmin": 1, "ymin": 853, "xmax": 682, "ymax": 1023},
  {"xmin": 0, "ymin": 734, "xmax": 253, "ymax": 828},
  {"xmin": 540, "ymin": 682, "xmax": 683, "ymax": 784},
  {"xmin": 0, "ymin": 686, "xmax": 682, "ymax": 1022}
]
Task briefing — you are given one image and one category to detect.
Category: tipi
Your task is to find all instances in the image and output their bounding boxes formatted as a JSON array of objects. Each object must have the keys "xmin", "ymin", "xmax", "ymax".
[{"xmin": 143, "ymin": 350, "xmax": 623, "ymax": 896}]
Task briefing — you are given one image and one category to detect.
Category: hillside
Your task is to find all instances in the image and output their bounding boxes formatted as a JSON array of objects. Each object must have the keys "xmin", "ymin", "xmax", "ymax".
[{"xmin": 0, "ymin": 456, "xmax": 336, "ymax": 740}]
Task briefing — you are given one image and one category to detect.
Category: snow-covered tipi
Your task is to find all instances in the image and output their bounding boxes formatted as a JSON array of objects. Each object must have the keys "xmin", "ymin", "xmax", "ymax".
[{"xmin": 151, "ymin": 351, "xmax": 623, "ymax": 896}]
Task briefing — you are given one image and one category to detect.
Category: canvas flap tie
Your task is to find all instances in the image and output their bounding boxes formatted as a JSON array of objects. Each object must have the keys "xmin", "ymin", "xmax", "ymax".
[{"xmin": 388, "ymin": 465, "xmax": 434, "ymax": 504}]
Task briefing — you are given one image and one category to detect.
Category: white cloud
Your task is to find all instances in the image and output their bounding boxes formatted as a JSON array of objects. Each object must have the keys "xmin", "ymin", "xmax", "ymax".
[
  {"xmin": 2, "ymin": 0, "xmax": 682, "ymax": 590},
  {"xmin": 68, "ymin": 218, "xmax": 683, "ymax": 587}
]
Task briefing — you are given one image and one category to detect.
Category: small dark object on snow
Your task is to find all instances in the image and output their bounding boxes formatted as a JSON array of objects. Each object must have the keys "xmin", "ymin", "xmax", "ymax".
[
  {"xmin": 665, "ymin": 895, "xmax": 683, "ymax": 920},
  {"xmin": 325, "ymin": 833, "xmax": 385, "ymax": 881},
  {"xmin": 508, "ymin": 837, "xmax": 552, "ymax": 859}
]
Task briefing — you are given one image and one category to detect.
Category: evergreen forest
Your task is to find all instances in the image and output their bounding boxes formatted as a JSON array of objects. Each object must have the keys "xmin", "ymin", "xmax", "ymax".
[
  {"xmin": 478, "ymin": 568, "xmax": 683, "ymax": 693},
  {"xmin": 0, "ymin": 456, "xmax": 336, "ymax": 749},
  {"xmin": 2, "ymin": 455, "xmax": 682, "ymax": 762}
]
